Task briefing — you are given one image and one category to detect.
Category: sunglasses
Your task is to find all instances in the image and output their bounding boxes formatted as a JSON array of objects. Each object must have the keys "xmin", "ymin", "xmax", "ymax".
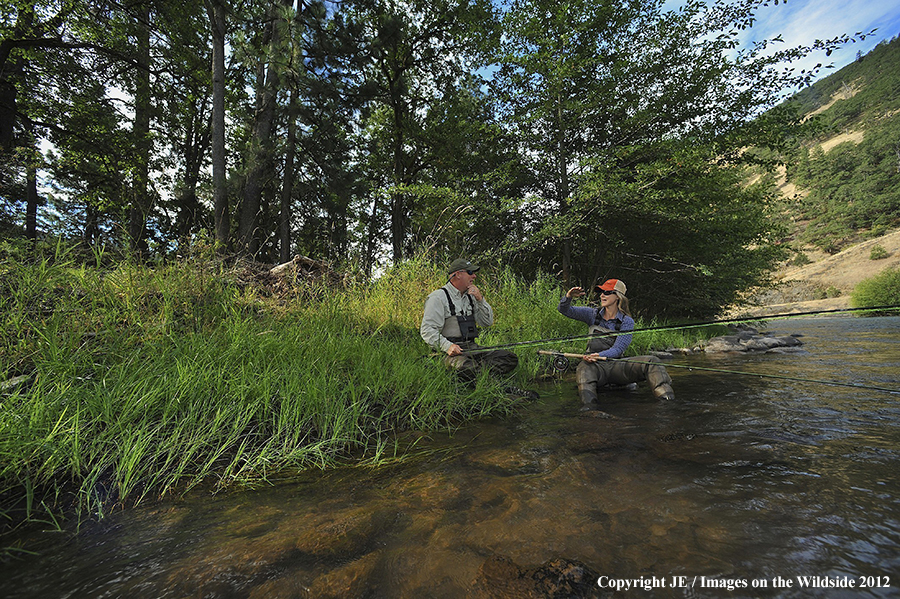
[
  {"xmin": 597, "ymin": 289, "xmax": 617, "ymax": 296},
  {"xmin": 465, "ymin": 270, "xmax": 476, "ymax": 275}
]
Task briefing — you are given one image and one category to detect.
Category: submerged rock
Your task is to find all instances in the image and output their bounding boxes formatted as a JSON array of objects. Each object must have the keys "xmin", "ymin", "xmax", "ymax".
[
  {"xmin": 305, "ymin": 552, "xmax": 380, "ymax": 599},
  {"xmin": 470, "ymin": 555, "xmax": 600, "ymax": 599}
]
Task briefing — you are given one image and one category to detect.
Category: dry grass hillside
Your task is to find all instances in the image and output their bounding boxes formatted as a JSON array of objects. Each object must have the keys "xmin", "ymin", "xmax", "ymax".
[{"xmin": 736, "ymin": 228, "xmax": 900, "ymax": 317}]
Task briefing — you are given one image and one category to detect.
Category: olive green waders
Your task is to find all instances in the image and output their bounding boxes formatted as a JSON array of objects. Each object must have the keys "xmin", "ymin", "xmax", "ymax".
[
  {"xmin": 445, "ymin": 341, "xmax": 519, "ymax": 381},
  {"xmin": 576, "ymin": 355, "xmax": 674, "ymax": 409}
]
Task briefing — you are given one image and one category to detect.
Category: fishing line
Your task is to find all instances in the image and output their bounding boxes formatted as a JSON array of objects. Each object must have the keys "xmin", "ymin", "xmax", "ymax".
[
  {"xmin": 536, "ymin": 351, "xmax": 900, "ymax": 395},
  {"xmin": 457, "ymin": 303, "xmax": 900, "ymax": 355}
]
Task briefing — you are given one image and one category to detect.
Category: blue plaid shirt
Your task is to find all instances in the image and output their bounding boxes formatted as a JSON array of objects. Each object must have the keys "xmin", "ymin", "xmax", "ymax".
[{"xmin": 557, "ymin": 295, "xmax": 634, "ymax": 358}]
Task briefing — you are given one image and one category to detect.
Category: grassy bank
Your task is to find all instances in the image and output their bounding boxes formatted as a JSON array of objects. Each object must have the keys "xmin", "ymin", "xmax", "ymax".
[{"xmin": 0, "ymin": 244, "xmax": 712, "ymax": 534}]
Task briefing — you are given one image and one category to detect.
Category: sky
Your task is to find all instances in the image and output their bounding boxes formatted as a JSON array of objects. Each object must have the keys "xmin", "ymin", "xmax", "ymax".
[{"xmin": 721, "ymin": 0, "xmax": 900, "ymax": 84}]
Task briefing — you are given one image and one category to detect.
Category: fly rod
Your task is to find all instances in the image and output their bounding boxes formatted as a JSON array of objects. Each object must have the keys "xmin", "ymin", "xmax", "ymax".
[
  {"xmin": 458, "ymin": 304, "xmax": 900, "ymax": 355},
  {"xmin": 536, "ymin": 351, "xmax": 900, "ymax": 395}
]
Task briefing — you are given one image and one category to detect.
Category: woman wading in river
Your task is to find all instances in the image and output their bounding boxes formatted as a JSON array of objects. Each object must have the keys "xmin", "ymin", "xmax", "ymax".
[{"xmin": 558, "ymin": 279, "xmax": 675, "ymax": 413}]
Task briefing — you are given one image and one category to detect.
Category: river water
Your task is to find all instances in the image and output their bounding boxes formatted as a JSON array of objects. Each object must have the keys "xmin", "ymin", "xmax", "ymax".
[{"xmin": 2, "ymin": 317, "xmax": 899, "ymax": 598}]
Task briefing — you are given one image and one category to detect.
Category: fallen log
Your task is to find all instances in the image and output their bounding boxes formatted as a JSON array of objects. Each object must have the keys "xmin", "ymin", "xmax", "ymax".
[{"xmin": 269, "ymin": 255, "xmax": 329, "ymax": 277}]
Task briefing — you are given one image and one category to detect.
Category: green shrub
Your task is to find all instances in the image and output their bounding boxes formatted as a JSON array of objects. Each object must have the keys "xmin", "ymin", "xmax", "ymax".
[
  {"xmin": 851, "ymin": 266, "xmax": 900, "ymax": 309},
  {"xmin": 869, "ymin": 244, "xmax": 890, "ymax": 260},
  {"xmin": 790, "ymin": 252, "xmax": 812, "ymax": 267}
]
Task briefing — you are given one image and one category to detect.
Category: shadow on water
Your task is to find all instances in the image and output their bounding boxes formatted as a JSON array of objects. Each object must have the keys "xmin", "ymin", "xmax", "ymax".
[{"xmin": 2, "ymin": 317, "xmax": 900, "ymax": 598}]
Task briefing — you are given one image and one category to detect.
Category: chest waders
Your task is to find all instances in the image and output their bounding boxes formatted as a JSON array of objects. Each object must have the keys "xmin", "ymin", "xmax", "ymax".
[
  {"xmin": 586, "ymin": 311, "xmax": 622, "ymax": 353},
  {"xmin": 438, "ymin": 288, "xmax": 518, "ymax": 380},
  {"xmin": 577, "ymin": 309, "xmax": 674, "ymax": 411},
  {"xmin": 441, "ymin": 288, "xmax": 480, "ymax": 344}
]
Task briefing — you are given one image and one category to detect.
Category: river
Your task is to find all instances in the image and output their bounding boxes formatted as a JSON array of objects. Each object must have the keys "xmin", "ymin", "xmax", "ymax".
[{"xmin": 1, "ymin": 317, "xmax": 898, "ymax": 598}]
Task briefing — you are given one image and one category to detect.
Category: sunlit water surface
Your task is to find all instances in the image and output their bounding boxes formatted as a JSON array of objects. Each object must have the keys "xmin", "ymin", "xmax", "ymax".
[{"xmin": 2, "ymin": 317, "xmax": 899, "ymax": 598}]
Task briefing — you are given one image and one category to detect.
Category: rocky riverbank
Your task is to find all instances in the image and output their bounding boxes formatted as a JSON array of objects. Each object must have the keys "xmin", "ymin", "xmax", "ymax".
[{"xmin": 653, "ymin": 326, "xmax": 807, "ymax": 358}]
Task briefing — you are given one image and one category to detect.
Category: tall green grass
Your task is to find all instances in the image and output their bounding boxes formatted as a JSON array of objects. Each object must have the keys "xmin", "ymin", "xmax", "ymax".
[{"xmin": 0, "ymin": 245, "xmax": 713, "ymax": 532}]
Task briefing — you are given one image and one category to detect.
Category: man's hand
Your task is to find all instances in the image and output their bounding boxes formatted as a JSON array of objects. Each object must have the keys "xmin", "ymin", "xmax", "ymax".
[
  {"xmin": 466, "ymin": 284, "xmax": 483, "ymax": 302},
  {"xmin": 447, "ymin": 343, "xmax": 463, "ymax": 356}
]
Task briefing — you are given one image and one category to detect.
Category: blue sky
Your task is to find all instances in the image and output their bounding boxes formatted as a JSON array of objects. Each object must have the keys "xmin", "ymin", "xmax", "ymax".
[{"xmin": 724, "ymin": 0, "xmax": 900, "ymax": 83}]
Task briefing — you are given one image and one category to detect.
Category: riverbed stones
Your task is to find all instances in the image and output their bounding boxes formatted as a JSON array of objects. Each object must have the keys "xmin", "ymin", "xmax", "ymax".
[
  {"xmin": 471, "ymin": 555, "xmax": 599, "ymax": 599},
  {"xmin": 588, "ymin": 327, "xmax": 806, "ymax": 362},
  {"xmin": 291, "ymin": 506, "xmax": 409, "ymax": 558},
  {"xmin": 700, "ymin": 328, "xmax": 804, "ymax": 354},
  {"xmin": 304, "ymin": 552, "xmax": 380, "ymax": 599},
  {"xmin": 652, "ymin": 326, "xmax": 806, "ymax": 355}
]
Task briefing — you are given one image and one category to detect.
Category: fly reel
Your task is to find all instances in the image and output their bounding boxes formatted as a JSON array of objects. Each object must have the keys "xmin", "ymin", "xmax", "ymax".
[{"xmin": 550, "ymin": 353, "xmax": 570, "ymax": 372}]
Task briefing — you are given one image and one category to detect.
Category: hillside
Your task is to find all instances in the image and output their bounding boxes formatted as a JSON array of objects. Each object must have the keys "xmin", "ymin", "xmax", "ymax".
[
  {"xmin": 737, "ymin": 227, "xmax": 900, "ymax": 316},
  {"xmin": 774, "ymin": 34, "xmax": 900, "ymax": 255},
  {"xmin": 738, "ymin": 35, "xmax": 900, "ymax": 316}
]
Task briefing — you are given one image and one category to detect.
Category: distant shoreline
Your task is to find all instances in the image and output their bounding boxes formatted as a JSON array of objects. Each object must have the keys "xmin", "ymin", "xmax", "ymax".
[{"xmin": 725, "ymin": 296, "xmax": 850, "ymax": 319}]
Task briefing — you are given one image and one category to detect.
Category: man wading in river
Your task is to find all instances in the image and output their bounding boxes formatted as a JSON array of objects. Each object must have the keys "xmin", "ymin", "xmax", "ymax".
[
  {"xmin": 558, "ymin": 279, "xmax": 675, "ymax": 414},
  {"xmin": 420, "ymin": 259, "xmax": 519, "ymax": 381}
]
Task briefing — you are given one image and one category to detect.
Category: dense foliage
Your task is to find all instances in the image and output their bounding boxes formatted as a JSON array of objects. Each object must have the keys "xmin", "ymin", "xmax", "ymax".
[
  {"xmin": 1, "ymin": 0, "xmax": 872, "ymax": 318},
  {"xmin": 851, "ymin": 266, "xmax": 900, "ymax": 310}
]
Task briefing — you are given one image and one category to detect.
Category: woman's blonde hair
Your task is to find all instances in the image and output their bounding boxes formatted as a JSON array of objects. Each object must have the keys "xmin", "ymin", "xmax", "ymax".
[{"xmin": 614, "ymin": 292, "xmax": 631, "ymax": 316}]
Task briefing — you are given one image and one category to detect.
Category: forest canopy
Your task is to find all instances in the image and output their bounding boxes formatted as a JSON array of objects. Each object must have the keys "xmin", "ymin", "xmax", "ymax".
[{"xmin": 0, "ymin": 0, "xmax": 873, "ymax": 317}]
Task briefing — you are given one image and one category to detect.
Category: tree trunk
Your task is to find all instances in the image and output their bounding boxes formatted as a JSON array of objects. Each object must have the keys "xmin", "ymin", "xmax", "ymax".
[
  {"xmin": 364, "ymin": 194, "xmax": 381, "ymax": 278},
  {"xmin": 557, "ymin": 90, "xmax": 571, "ymax": 286},
  {"xmin": 0, "ymin": 79, "xmax": 15, "ymax": 152},
  {"xmin": 239, "ymin": 4, "xmax": 282, "ymax": 258},
  {"xmin": 280, "ymin": 86, "xmax": 297, "ymax": 263},
  {"xmin": 389, "ymin": 86, "xmax": 408, "ymax": 264},
  {"xmin": 238, "ymin": 55, "xmax": 266, "ymax": 257},
  {"xmin": 205, "ymin": 0, "xmax": 229, "ymax": 252},
  {"xmin": 389, "ymin": 188, "xmax": 405, "ymax": 264},
  {"xmin": 128, "ymin": 4, "xmax": 152, "ymax": 258},
  {"xmin": 0, "ymin": 7, "xmax": 31, "ymax": 152},
  {"xmin": 25, "ymin": 155, "xmax": 38, "ymax": 240},
  {"xmin": 176, "ymin": 99, "xmax": 210, "ymax": 239},
  {"xmin": 84, "ymin": 203, "xmax": 99, "ymax": 248}
]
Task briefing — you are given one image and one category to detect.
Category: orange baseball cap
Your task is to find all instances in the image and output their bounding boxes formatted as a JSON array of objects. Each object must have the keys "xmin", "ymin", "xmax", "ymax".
[{"xmin": 595, "ymin": 279, "xmax": 627, "ymax": 295}]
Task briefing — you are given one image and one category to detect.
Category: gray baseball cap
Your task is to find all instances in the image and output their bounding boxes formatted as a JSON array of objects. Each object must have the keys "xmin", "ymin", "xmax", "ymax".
[{"xmin": 447, "ymin": 258, "xmax": 480, "ymax": 276}]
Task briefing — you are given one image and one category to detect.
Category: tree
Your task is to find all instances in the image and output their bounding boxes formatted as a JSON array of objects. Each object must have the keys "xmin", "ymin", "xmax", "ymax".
[
  {"xmin": 1, "ymin": 1, "xmax": 76, "ymax": 240},
  {"xmin": 265, "ymin": 0, "xmax": 372, "ymax": 264},
  {"xmin": 492, "ymin": 0, "xmax": 653, "ymax": 283},
  {"xmin": 127, "ymin": 2, "xmax": 152, "ymax": 257},
  {"xmin": 402, "ymin": 77, "xmax": 533, "ymax": 262},
  {"xmin": 3, "ymin": 0, "xmax": 221, "ymax": 254},
  {"xmin": 149, "ymin": 1, "xmax": 214, "ymax": 245},
  {"xmin": 235, "ymin": 0, "xmax": 290, "ymax": 258},
  {"xmin": 354, "ymin": 0, "xmax": 498, "ymax": 264},
  {"xmin": 489, "ymin": 0, "xmax": 866, "ymax": 317}
]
